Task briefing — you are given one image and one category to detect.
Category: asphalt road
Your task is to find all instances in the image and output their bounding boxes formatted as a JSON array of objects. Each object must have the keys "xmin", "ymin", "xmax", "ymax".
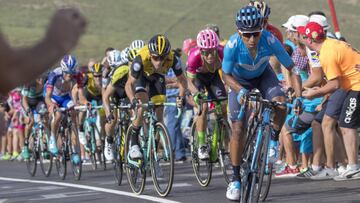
[{"xmin": 0, "ymin": 160, "xmax": 359, "ymax": 203}]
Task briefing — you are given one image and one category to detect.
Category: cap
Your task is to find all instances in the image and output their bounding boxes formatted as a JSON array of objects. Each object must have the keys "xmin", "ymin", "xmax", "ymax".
[
  {"xmin": 289, "ymin": 15, "xmax": 309, "ymax": 31},
  {"xmin": 282, "ymin": 16, "xmax": 295, "ymax": 29},
  {"xmin": 309, "ymin": 14, "xmax": 330, "ymax": 30},
  {"xmin": 297, "ymin": 22, "xmax": 325, "ymax": 41}
]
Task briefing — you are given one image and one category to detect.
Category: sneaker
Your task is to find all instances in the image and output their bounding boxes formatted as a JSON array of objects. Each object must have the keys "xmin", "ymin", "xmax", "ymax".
[
  {"xmin": 333, "ymin": 167, "xmax": 360, "ymax": 181},
  {"xmin": 198, "ymin": 145, "xmax": 209, "ymax": 160},
  {"xmin": 337, "ymin": 165, "xmax": 347, "ymax": 175},
  {"xmin": 104, "ymin": 137, "xmax": 114, "ymax": 161},
  {"xmin": 296, "ymin": 168, "xmax": 317, "ymax": 179},
  {"xmin": 71, "ymin": 153, "xmax": 81, "ymax": 165},
  {"xmin": 79, "ymin": 131, "xmax": 87, "ymax": 146},
  {"xmin": 175, "ymin": 156, "xmax": 187, "ymax": 163},
  {"xmin": 226, "ymin": 181, "xmax": 241, "ymax": 201},
  {"xmin": 2, "ymin": 153, "xmax": 11, "ymax": 161},
  {"xmin": 22, "ymin": 146, "xmax": 30, "ymax": 160},
  {"xmin": 49, "ymin": 136, "xmax": 58, "ymax": 155},
  {"xmin": 275, "ymin": 165, "xmax": 300, "ymax": 178},
  {"xmin": 268, "ymin": 140, "xmax": 279, "ymax": 164},
  {"xmin": 16, "ymin": 153, "xmax": 24, "ymax": 162},
  {"xmin": 11, "ymin": 151, "xmax": 20, "ymax": 161},
  {"xmin": 129, "ymin": 145, "xmax": 143, "ymax": 159},
  {"xmin": 310, "ymin": 168, "xmax": 338, "ymax": 180}
]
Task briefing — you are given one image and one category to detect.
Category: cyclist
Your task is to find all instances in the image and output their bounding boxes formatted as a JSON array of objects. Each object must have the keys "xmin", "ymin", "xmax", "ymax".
[
  {"xmin": 21, "ymin": 75, "xmax": 47, "ymax": 160},
  {"xmin": 129, "ymin": 39, "xmax": 145, "ymax": 51},
  {"xmin": 125, "ymin": 34, "xmax": 188, "ymax": 159},
  {"xmin": 102, "ymin": 62, "xmax": 130, "ymax": 161},
  {"xmin": 102, "ymin": 49, "xmax": 128, "ymax": 90},
  {"xmin": 77, "ymin": 62, "xmax": 105, "ymax": 161},
  {"xmin": 222, "ymin": 6, "xmax": 303, "ymax": 200},
  {"xmin": 186, "ymin": 29, "xmax": 227, "ymax": 160},
  {"xmin": 204, "ymin": 24, "xmax": 227, "ymax": 46},
  {"xmin": 45, "ymin": 55, "xmax": 83, "ymax": 164},
  {"xmin": 300, "ymin": 22, "xmax": 360, "ymax": 180}
]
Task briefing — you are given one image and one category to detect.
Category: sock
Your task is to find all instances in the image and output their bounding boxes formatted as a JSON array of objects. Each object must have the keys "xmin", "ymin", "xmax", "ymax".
[
  {"xmin": 312, "ymin": 164, "xmax": 321, "ymax": 172},
  {"xmin": 232, "ymin": 165, "xmax": 240, "ymax": 182},
  {"xmin": 347, "ymin": 164, "xmax": 359, "ymax": 170},
  {"xmin": 198, "ymin": 131, "xmax": 205, "ymax": 146},
  {"xmin": 289, "ymin": 165, "xmax": 297, "ymax": 169},
  {"xmin": 106, "ymin": 135, "xmax": 113, "ymax": 144},
  {"xmin": 130, "ymin": 126, "xmax": 140, "ymax": 147}
]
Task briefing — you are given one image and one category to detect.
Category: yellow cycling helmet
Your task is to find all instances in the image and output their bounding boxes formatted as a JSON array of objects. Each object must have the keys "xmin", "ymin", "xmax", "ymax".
[
  {"xmin": 148, "ymin": 34, "xmax": 171, "ymax": 57},
  {"xmin": 89, "ymin": 63, "xmax": 104, "ymax": 75},
  {"xmin": 128, "ymin": 48, "xmax": 140, "ymax": 62}
]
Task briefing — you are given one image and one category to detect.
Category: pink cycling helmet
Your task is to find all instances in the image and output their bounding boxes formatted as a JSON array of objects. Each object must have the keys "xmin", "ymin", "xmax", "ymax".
[{"xmin": 196, "ymin": 29, "xmax": 219, "ymax": 49}]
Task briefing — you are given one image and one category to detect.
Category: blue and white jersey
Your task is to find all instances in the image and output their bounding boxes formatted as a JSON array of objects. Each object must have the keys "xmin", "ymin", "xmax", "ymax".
[
  {"xmin": 222, "ymin": 30, "xmax": 294, "ymax": 80},
  {"xmin": 45, "ymin": 67, "xmax": 75, "ymax": 97}
]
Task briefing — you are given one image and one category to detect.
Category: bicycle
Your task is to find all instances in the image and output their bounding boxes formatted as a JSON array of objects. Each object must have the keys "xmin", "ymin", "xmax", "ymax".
[
  {"xmin": 53, "ymin": 107, "xmax": 82, "ymax": 180},
  {"xmin": 75, "ymin": 102, "xmax": 104, "ymax": 171},
  {"xmin": 238, "ymin": 89, "xmax": 287, "ymax": 203},
  {"xmin": 110, "ymin": 101, "xmax": 132, "ymax": 186},
  {"xmin": 125, "ymin": 101, "xmax": 180, "ymax": 197},
  {"xmin": 26, "ymin": 103, "xmax": 53, "ymax": 177},
  {"xmin": 190, "ymin": 97, "xmax": 232, "ymax": 187}
]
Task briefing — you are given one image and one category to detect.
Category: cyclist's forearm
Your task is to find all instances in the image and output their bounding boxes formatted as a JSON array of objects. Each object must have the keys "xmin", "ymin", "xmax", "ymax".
[
  {"xmin": 22, "ymin": 96, "xmax": 30, "ymax": 111},
  {"xmin": 187, "ymin": 77, "xmax": 199, "ymax": 95},
  {"xmin": 125, "ymin": 78, "xmax": 135, "ymax": 101},
  {"xmin": 222, "ymin": 72, "xmax": 242, "ymax": 93},
  {"xmin": 290, "ymin": 71, "xmax": 302, "ymax": 97},
  {"xmin": 177, "ymin": 74, "xmax": 187, "ymax": 97}
]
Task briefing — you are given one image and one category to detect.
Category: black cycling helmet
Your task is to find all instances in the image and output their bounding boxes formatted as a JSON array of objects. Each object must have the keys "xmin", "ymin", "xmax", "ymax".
[
  {"xmin": 148, "ymin": 34, "xmax": 171, "ymax": 57},
  {"xmin": 236, "ymin": 6, "xmax": 264, "ymax": 32}
]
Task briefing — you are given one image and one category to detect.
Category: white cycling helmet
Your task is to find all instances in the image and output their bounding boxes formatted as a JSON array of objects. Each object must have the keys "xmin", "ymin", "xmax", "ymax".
[
  {"xmin": 107, "ymin": 49, "xmax": 122, "ymax": 68},
  {"xmin": 129, "ymin": 40, "xmax": 145, "ymax": 50}
]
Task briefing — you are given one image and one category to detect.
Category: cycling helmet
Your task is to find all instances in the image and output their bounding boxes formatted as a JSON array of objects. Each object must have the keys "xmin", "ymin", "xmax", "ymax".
[
  {"xmin": 60, "ymin": 55, "xmax": 77, "ymax": 74},
  {"xmin": 148, "ymin": 34, "xmax": 171, "ymax": 57},
  {"xmin": 120, "ymin": 48, "xmax": 130, "ymax": 64},
  {"xmin": 129, "ymin": 40, "xmax": 145, "ymax": 50},
  {"xmin": 107, "ymin": 49, "xmax": 122, "ymax": 68},
  {"xmin": 204, "ymin": 23, "xmax": 220, "ymax": 36},
  {"xmin": 128, "ymin": 48, "xmax": 139, "ymax": 62},
  {"xmin": 236, "ymin": 6, "xmax": 264, "ymax": 31},
  {"xmin": 249, "ymin": 1, "xmax": 271, "ymax": 18},
  {"xmin": 89, "ymin": 63, "xmax": 104, "ymax": 75},
  {"xmin": 196, "ymin": 29, "xmax": 219, "ymax": 49}
]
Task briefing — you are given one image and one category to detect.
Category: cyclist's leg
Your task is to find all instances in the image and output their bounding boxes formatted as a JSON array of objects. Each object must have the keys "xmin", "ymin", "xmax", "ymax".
[
  {"xmin": 104, "ymin": 96, "xmax": 117, "ymax": 161},
  {"xmin": 49, "ymin": 95, "xmax": 65, "ymax": 154}
]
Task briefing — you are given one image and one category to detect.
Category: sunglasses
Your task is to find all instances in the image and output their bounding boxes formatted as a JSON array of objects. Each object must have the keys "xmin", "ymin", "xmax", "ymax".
[
  {"xmin": 241, "ymin": 29, "xmax": 262, "ymax": 38},
  {"xmin": 151, "ymin": 55, "xmax": 166, "ymax": 61},
  {"xmin": 200, "ymin": 49, "xmax": 217, "ymax": 56}
]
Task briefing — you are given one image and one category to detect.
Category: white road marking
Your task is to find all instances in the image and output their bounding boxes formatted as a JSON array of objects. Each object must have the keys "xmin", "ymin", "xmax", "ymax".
[
  {"xmin": 29, "ymin": 191, "xmax": 101, "ymax": 201},
  {"xmin": 0, "ymin": 186, "xmax": 65, "ymax": 195},
  {"xmin": 0, "ymin": 177, "xmax": 180, "ymax": 203},
  {"xmin": 0, "ymin": 199, "xmax": 8, "ymax": 203}
]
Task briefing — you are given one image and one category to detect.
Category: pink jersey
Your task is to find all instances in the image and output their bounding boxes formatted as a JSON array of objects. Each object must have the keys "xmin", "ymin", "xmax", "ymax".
[{"xmin": 186, "ymin": 46, "xmax": 224, "ymax": 78}]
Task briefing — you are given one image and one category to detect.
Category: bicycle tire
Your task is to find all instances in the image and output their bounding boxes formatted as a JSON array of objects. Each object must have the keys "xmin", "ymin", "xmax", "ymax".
[
  {"xmin": 88, "ymin": 124, "xmax": 97, "ymax": 171},
  {"xmin": 26, "ymin": 131, "xmax": 37, "ymax": 177},
  {"xmin": 70, "ymin": 125, "xmax": 82, "ymax": 181},
  {"xmin": 113, "ymin": 124, "xmax": 124, "ymax": 186},
  {"xmin": 151, "ymin": 122, "xmax": 174, "ymax": 197},
  {"xmin": 125, "ymin": 124, "xmax": 146, "ymax": 195},
  {"xmin": 191, "ymin": 121, "xmax": 212, "ymax": 187},
  {"xmin": 259, "ymin": 126, "xmax": 272, "ymax": 202},
  {"xmin": 218, "ymin": 120, "xmax": 232, "ymax": 184},
  {"xmin": 39, "ymin": 128, "xmax": 53, "ymax": 177},
  {"xmin": 55, "ymin": 127, "xmax": 67, "ymax": 180}
]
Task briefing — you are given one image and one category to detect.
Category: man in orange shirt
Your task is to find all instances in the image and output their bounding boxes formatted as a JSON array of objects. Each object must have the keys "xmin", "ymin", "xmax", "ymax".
[{"xmin": 300, "ymin": 22, "xmax": 360, "ymax": 180}]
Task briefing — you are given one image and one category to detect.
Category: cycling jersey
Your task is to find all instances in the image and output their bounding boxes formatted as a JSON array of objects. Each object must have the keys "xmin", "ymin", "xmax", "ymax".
[
  {"xmin": 111, "ymin": 65, "xmax": 129, "ymax": 99},
  {"xmin": 186, "ymin": 46, "xmax": 224, "ymax": 78},
  {"xmin": 45, "ymin": 67, "xmax": 83, "ymax": 97},
  {"xmin": 83, "ymin": 74, "xmax": 102, "ymax": 97},
  {"xmin": 266, "ymin": 23, "xmax": 284, "ymax": 43},
  {"xmin": 22, "ymin": 82, "xmax": 43, "ymax": 99},
  {"xmin": 130, "ymin": 46, "xmax": 183, "ymax": 79},
  {"xmin": 222, "ymin": 30, "xmax": 294, "ymax": 80},
  {"xmin": 319, "ymin": 38, "xmax": 360, "ymax": 91}
]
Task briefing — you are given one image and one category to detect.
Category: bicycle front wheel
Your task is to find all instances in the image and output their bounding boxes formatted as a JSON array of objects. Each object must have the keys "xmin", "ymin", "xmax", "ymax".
[
  {"xmin": 55, "ymin": 129, "xmax": 67, "ymax": 180},
  {"xmin": 259, "ymin": 126, "xmax": 272, "ymax": 202},
  {"xmin": 125, "ymin": 124, "xmax": 146, "ymax": 195},
  {"xmin": 39, "ymin": 129, "xmax": 53, "ymax": 177},
  {"xmin": 151, "ymin": 122, "xmax": 174, "ymax": 197},
  {"xmin": 26, "ymin": 132, "xmax": 37, "ymax": 177},
  {"xmin": 218, "ymin": 120, "xmax": 232, "ymax": 184},
  {"xmin": 191, "ymin": 121, "xmax": 212, "ymax": 187},
  {"xmin": 113, "ymin": 124, "xmax": 124, "ymax": 186}
]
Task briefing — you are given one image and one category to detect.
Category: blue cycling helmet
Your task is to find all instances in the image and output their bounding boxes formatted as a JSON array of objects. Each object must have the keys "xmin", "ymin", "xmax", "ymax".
[
  {"xmin": 236, "ymin": 6, "xmax": 264, "ymax": 31},
  {"xmin": 60, "ymin": 55, "xmax": 77, "ymax": 74}
]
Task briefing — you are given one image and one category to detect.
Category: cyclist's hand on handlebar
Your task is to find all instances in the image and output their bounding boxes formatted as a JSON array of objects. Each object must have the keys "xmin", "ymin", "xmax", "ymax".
[
  {"xmin": 106, "ymin": 114, "xmax": 115, "ymax": 123},
  {"xmin": 237, "ymin": 88, "xmax": 249, "ymax": 105},
  {"xmin": 176, "ymin": 96, "xmax": 185, "ymax": 108},
  {"xmin": 193, "ymin": 92, "xmax": 205, "ymax": 106},
  {"xmin": 293, "ymin": 97, "xmax": 304, "ymax": 115},
  {"xmin": 130, "ymin": 98, "xmax": 139, "ymax": 109}
]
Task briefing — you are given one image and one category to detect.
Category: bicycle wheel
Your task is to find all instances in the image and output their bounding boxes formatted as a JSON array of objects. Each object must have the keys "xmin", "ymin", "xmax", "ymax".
[
  {"xmin": 113, "ymin": 124, "xmax": 124, "ymax": 186},
  {"xmin": 259, "ymin": 126, "xmax": 272, "ymax": 202},
  {"xmin": 69, "ymin": 127, "xmax": 82, "ymax": 181},
  {"xmin": 86, "ymin": 123, "xmax": 97, "ymax": 171},
  {"xmin": 191, "ymin": 121, "xmax": 212, "ymax": 187},
  {"xmin": 39, "ymin": 129, "xmax": 53, "ymax": 177},
  {"xmin": 55, "ymin": 128, "xmax": 67, "ymax": 180},
  {"xmin": 26, "ymin": 131, "xmax": 37, "ymax": 177},
  {"xmin": 218, "ymin": 120, "xmax": 232, "ymax": 184},
  {"xmin": 125, "ymin": 124, "xmax": 146, "ymax": 195},
  {"xmin": 151, "ymin": 122, "xmax": 174, "ymax": 197},
  {"xmin": 248, "ymin": 125, "xmax": 269, "ymax": 203}
]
